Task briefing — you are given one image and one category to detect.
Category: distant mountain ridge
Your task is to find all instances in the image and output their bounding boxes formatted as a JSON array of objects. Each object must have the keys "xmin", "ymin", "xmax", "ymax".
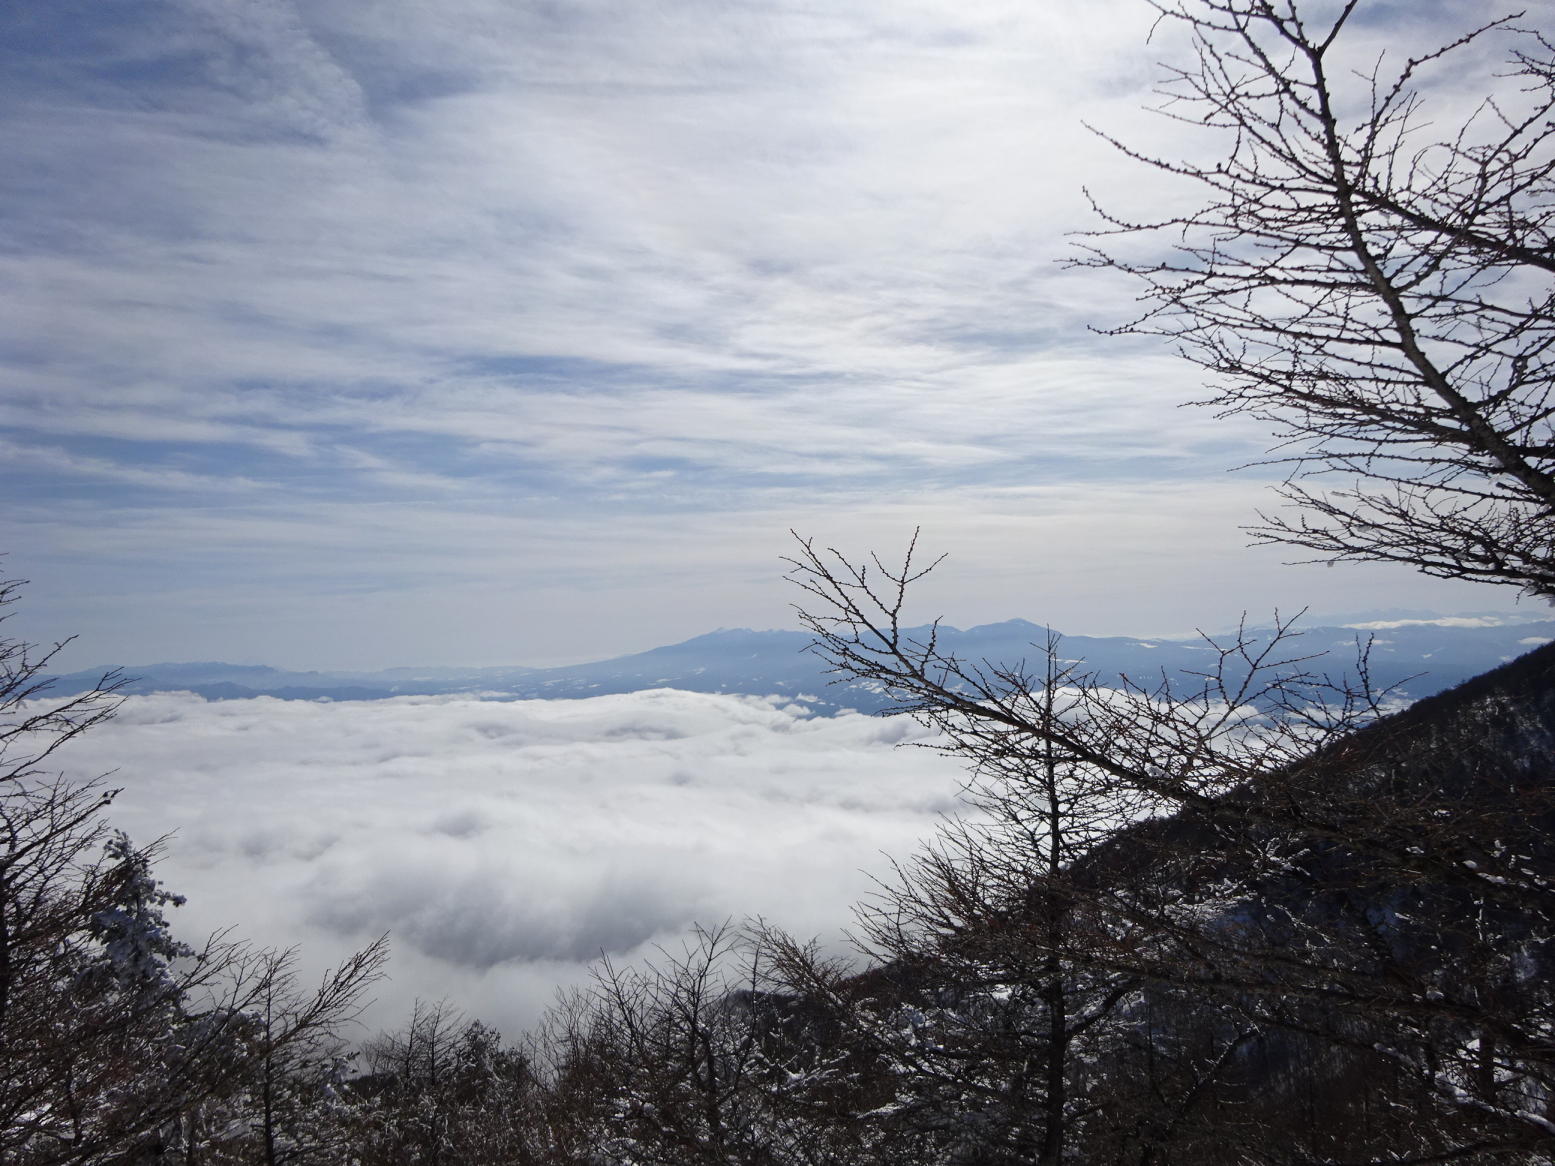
[{"xmin": 44, "ymin": 614, "xmax": 1555, "ymax": 714}]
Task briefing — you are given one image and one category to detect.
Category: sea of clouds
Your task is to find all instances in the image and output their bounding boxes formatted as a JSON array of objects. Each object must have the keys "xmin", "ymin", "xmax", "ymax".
[{"xmin": 51, "ymin": 689, "xmax": 968, "ymax": 1040}]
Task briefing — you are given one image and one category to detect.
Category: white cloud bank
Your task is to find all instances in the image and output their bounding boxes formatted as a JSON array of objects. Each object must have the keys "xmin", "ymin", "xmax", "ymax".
[{"xmin": 53, "ymin": 689, "xmax": 967, "ymax": 1037}]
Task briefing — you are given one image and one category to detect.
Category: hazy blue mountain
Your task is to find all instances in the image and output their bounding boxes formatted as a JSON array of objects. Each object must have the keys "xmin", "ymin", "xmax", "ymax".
[{"xmin": 43, "ymin": 613, "xmax": 1555, "ymax": 714}]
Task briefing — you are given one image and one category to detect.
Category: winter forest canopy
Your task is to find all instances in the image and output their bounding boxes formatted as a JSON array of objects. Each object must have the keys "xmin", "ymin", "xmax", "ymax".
[{"xmin": 7, "ymin": 0, "xmax": 1555, "ymax": 1163}]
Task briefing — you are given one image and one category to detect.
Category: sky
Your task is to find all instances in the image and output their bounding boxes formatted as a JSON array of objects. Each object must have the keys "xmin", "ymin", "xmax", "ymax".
[
  {"xmin": 55, "ymin": 687, "xmax": 969, "ymax": 1036},
  {"xmin": 2, "ymin": 0, "xmax": 1531, "ymax": 671}
]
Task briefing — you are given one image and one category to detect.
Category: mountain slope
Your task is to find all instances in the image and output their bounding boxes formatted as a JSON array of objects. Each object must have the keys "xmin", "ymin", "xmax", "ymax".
[{"xmin": 46, "ymin": 617, "xmax": 1555, "ymax": 713}]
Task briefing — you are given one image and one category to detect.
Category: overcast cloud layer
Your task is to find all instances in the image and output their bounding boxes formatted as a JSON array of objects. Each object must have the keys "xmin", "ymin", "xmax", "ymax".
[
  {"xmin": 54, "ymin": 689, "xmax": 967, "ymax": 1035},
  {"xmin": 2, "ymin": 0, "xmax": 1530, "ymax": 669}
]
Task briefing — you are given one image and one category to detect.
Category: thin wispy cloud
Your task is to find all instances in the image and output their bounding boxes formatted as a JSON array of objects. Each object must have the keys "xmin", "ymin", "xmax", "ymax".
[{"xmin": 2, "ymin": 0, "xmax": 1513, "ymax": 667}]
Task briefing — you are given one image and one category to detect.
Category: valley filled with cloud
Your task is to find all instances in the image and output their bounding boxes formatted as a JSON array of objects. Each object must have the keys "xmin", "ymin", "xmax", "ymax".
[{"xmin": 52, "ymin": 688, "xmax": 967, "ymax": 1036}]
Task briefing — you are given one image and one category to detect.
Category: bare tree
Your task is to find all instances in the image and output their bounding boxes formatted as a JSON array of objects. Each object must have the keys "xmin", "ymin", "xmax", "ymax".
[
  {"xmin": 1075, "ymin": 0, "xmax": 1555, "ymax": 595},
  {"xmin": 786, "ymin": 530, "xmax": 1383, "ymax": 818},
  {"xmin": 587, "ymin": 923, "xmax": 785, "ymax": 1166},
  {"xmin": 783, "ymin": 533, "xmax": 1555, "ymax": 1160},
  {"xmin": 352, "ymin": 999, "xmax": 534, "ymax": 1166},
  {"xmin": 777, "ymin": 535, "xmax": 1376, "ymax": 1162},
  {"xmin": 516, "ymin": 989, "xmax": 623, "ymax": 1165},
  {"xmin": 800, "ymin": 649, "xmax": 1185, "ymax": 1165},
  {"xmin": 0, "ymin": 578, "xmax": 391, "ymax": 1166},
  {"xmin": 226, "ymin": 938, "xmax": 389, "ymax": 1166}
]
